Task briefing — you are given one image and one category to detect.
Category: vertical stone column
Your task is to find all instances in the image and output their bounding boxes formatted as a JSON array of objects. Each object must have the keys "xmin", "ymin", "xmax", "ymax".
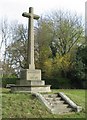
[
  {"xmin": 22, "ymin": 7, "xmax": 40, "ymax": 70},
  {"xmin": 28, "ymin": 7, "xmax": 35, "ymax": 69}
]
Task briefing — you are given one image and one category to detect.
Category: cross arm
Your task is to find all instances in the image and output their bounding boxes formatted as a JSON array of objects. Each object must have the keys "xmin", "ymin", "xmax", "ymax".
[{"xmin": 22, "ymin": 12, "xmax": 40, "ymax": 20}]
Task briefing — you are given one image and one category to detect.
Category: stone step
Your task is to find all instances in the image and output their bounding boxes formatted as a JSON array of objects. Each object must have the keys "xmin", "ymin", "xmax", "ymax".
[
  {"xmin": 53, "ymin": 97, "xmax": 62, "ymax": 101},
  {"xmin": 42, "ymin": 93, "xmax": 74, "ymax": 114},
  {"xmin": 52, "ymin": 107, "xmax": 73, "ymax": 114},
  {"xmin": 48, "ymin": 103, "xmax": 67, "ymax": 108},
  {"xmin": 47, "ymin": 94, "xmax": 58, "ymax": 98},
  {"xmin": 51, "ymin": 103, "xmax": 72, "ymax": 113},
  {"xmin": 43, "ymin": 95, "xmax": 61, "ymax": 99},
  {"xmin": 45, "ymin": 97, "xmax": 62, "ymax": 102},
  {"xmin": 50, "ymin": 100, "xmax": 65, "ymax": 105},
  {"xmin": 51, "ymin": 103, "xmax": 69, "ymax": 108},
  {"xmin": 46, "ymin": 99, "xmax": 64, "ymax": 104},
  {"xmin": 43, "ymin": 94, "xmax": 58, "ymax": 98}
]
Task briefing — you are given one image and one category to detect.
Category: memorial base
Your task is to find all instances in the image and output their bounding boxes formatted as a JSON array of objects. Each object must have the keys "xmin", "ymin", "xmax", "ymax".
[
  {"xmin": 10, "ymin": 85, "xmax": 51, "ymax": 93},
  {"xmin": 20, "ymin": 69, "xmax": 41, "ymax": 80},
  {"xmin": 9, "ymin": 69, "xmax": 51, "ymax": 93}
]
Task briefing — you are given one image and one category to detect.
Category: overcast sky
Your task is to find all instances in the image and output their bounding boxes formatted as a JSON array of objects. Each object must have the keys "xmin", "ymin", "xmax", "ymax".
[
  {"xmin": 0, "ymin": 0, "xmax": 86, "ymax": 24},
  {"xmin": 0, "ymin": 0, "xmax": 86, "ymax": 60}
]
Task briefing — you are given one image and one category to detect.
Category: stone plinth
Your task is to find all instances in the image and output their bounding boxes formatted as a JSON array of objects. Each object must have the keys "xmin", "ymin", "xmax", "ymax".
[
  {"xmin": 10, "ymin": 69, "xmax": 51, "ymax": 93},
  {"xmin": 10, "ymin": 85, "xmax": 51, "ymax": 93},
  {"xmin": 20, "ymin": 69, "xmax": 41, "ymax": 80}
]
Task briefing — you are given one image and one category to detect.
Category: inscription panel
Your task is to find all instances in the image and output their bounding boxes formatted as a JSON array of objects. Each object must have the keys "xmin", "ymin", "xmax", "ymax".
[
  {"xmin": 20, "ymin": 69, "xmax": 41, "ymax": 80},
  {"xmin": 27, "ymin": 69, "xmax": 41, "ymax": 80}
]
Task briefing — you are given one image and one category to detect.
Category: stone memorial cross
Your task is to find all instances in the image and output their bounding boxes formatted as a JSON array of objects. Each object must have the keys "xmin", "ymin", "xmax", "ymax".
[
  {"xmin": 22, "ymin": 7, "xmax": 40, "ymax": 70},
  {"xmin": 9, "ymin": 7, "xmax": 51, "ymax": 93}
]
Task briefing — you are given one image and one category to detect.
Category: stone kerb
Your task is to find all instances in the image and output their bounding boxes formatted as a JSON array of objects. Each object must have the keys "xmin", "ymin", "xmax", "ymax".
[
  {"xmin": 32, "ymin": 92, "xmax": 52, "ymax": 113},
  {"xmin": 58, "ymin": 92, "xmax": 82, "ymax": 112}
]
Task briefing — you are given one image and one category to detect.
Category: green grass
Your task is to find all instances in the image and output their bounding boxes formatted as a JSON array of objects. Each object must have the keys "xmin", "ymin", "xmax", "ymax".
[{"xmin": 1, "ymin": 88, "xmax": 86, "ymax": 119}]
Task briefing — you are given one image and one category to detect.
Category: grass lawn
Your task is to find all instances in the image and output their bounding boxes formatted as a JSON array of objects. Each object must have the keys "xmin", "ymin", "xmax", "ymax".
[{"xmin": 0, "ymin": 88, "xmax": 86, "ymax": 119}]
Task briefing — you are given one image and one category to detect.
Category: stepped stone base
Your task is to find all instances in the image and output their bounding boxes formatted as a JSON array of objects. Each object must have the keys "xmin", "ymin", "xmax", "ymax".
[
  {"xmin": 18, "ymin": 80, "xmax": 45, "ymax": 86},
  {"xmin": 10, "ymin": 85, "xmax": 51, "ymax": 93},
  {"xmin": 10, "ymin": 69, "xmax": 51, "ymax": 93}
]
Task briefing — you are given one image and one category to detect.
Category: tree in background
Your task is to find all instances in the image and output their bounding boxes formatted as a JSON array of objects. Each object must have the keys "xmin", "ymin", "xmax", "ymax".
[
  {"xmin": 35, "ymin": 18, "xmax": 53, "ymax": 78},
  {"xmin": 69, "ymin": 43, "xmax": 87, "ymax": 88},
  {"xmin": 6, "ymin": 24, "xmax": 28, "ymax": 73},
  {"xmin": 0, "ymin": 10, "xmax": 84, "ymax": 86},
  {"xmin": 2, "ymin": 60, "xmax": 17, "ymax": 78},
  {"xmin": 0, "ymin": 18, "xmax": 10, "ymax": 63},
  {"xmin": 35, "ymin": 10, "xmax": 84, "ymax": 78},
  {"xmin": 0, "ymin": 20, "xmax": 28, "ymax": 76}
]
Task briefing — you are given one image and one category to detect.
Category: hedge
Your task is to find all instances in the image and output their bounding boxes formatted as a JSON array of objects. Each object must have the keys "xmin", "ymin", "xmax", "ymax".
[
  {"xmin": 2, "ymin": 77, "xmax": 20, "ymax": 88},
  {"xmin": 45, "ymin": 77, "xmax": 71, "ymax": 89}
]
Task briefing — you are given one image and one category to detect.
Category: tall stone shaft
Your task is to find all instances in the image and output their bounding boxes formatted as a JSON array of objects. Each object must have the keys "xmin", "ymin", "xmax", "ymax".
[
  {"xmin": 22, "ymin": 7, "xmax": 40, "ymax": 69},
  {"xmin": 28, "ymin": 7, "xmax": 34, "ymax": 69}
]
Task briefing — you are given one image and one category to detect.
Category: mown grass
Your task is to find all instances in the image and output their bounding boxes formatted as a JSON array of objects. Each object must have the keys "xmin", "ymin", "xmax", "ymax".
[{"xmin": 1, "ymin": 88, "xmax": 86, "ymax": 119}]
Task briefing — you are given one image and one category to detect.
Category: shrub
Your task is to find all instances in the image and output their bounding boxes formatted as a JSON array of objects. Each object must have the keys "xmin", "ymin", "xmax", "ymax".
[
  {"xmin": 2, "ymin": 77, "xmax": 20, "ymax": 88},
  {"xmin": 45, "ymin": 77, "xmax": 71, "ymax": 89}
]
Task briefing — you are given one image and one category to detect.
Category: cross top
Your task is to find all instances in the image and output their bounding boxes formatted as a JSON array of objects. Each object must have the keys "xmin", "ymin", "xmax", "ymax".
[
  {"xmin": 22, "ymin": 7, "xmax": 40, "ymax": 69},
  {"xmin": 22, "ymin": 7, "xmax": 40, "ymax": 20}
]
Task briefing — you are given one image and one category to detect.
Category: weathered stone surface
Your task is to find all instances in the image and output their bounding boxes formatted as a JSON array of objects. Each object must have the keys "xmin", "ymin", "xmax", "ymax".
[
  {"xmin": 58, "ymin": 92, "xmax": 82, "ymax": 112},
  {"xmin": 11, "ymin": 85, "xmax": 51, "ymax": 93},
  {"xmin": 22, "ymin": 7, "xmax": 40, "ymax": 69},
  {"xmin": 33, "ymin": 92, "xmax": 82, "ymax": 114},
  {"xmin": 32, "ymin": 93, "xmax": 73, "ymax": 114},
  {"xmin": 20, "ymin": 69, "xmax": 41, "ymax": 80},
  {"xmin": 9, "ymin": 7, "xmax": 51, "ymax": 93},
  {"xmin": 19, "ymin": 80, "xmax": 45, "ymax": 86}
]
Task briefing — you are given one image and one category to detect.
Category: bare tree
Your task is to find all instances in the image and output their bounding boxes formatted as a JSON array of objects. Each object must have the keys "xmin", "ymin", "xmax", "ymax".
[
  {"xmin": 0, "ymin": 18, "xmax": 10, "ymax": 62},
  {"xmin": 52, "ymin": 11, "xmax": 83, "ymax": 56},
  {"xmin": 0, "ymin": 19, "xmax": 28, "ymax": 76},
  {"xmin": 37, "ymin": 10, "xmax": 84, "ymax": 57}
]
